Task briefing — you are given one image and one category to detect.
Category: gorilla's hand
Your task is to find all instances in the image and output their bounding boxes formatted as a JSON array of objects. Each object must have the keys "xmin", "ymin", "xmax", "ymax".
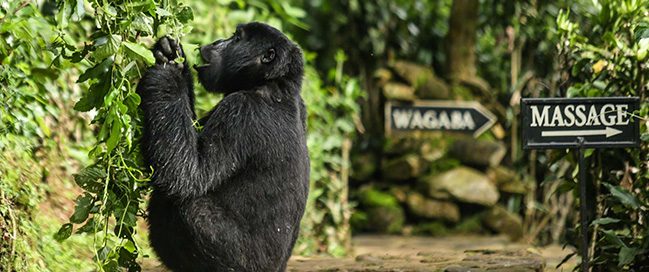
[{"xmin": 153, "ymin": 36, "xmax": 186, "ymax": 70}]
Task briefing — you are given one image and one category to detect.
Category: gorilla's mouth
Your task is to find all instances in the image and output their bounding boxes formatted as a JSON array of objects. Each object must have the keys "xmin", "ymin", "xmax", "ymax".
[
  {"xmin": 194, "ymin": 59, "xmax": 210, "ymax": 69},
  {"xmin": 193, "ymin": 48, "xmax": 211, "ymax": 69}
]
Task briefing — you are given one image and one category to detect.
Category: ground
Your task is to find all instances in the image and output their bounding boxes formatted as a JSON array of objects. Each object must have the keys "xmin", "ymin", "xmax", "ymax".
[{"xmin": 142, "ymin": 235, "xmax": 577, "ymax": 272}]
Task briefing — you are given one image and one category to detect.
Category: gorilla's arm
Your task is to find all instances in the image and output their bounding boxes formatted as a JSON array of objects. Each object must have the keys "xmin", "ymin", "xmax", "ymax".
[
  {"xmin": 137, "ymin": 37, "xmax": 250, "ymax": 199},
  {"xmin": 138, "ymin": 66, "xmax": 250, "ymax": 199}
]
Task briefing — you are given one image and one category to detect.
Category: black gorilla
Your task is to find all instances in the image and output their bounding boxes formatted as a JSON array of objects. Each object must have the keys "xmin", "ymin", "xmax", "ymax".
[{"xmin": 137, "ymin": 22, "xmax": 309, "ymax": 272}]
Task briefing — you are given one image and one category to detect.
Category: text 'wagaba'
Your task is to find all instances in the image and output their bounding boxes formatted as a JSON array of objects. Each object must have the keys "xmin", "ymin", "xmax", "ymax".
[
  {"xmin": 393, "ymin": 109, "xmax": 475, "ymax": 130},
  {"xmin": 385, "ymin": 101, "xmax": 496, "ymax": 138}
]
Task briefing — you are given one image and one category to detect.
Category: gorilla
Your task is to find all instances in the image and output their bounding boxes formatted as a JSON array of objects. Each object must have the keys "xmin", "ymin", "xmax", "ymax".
[{"xmin": 137, "ymin": 22, "xmax": 309, "ymax": 272}]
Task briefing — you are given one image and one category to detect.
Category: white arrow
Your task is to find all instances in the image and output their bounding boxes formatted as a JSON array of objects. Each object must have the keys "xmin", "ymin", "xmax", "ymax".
[{"xmin": 541, "ymin": 127, "xmax": 623, "ymax": 138}]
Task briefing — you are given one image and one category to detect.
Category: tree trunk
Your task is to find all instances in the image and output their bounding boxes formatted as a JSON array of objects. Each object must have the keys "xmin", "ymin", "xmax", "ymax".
[{"xmin": 445, "ymin": 0, "xmax": 479, "ymax": 81}]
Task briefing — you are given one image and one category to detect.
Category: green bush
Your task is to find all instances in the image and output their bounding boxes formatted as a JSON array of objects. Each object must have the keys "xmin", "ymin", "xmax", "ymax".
[{"xmin": 556, "ymin": 1, "xmax": 649, "ymax": 269}]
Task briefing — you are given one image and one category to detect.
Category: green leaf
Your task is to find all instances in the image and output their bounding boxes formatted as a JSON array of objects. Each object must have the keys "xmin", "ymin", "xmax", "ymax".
[
  {"xmin": 603, "ymin": 183, "xmax": 641, "ymax": 209},
  {"xmin": 77, "ymin": 57, "xmax": 114, "ymax": 83},
  {"xmin": 95, "ymin": 35, "xmax": 121, "ymax": 61},
  {"xmin": 55, "ymin": 0, "xmax": 70, "ymax": 28},
  {"xmin": 123, "ymin": 240, "xmax": 136, "ymax": 253},
  {"xmin": 641, "ymin": 133, "xmax": 649, "ymax": 142},
  {"xmin": 619, "ymin": 246, "xmax": 638, "ymax": 266},
  {"xmin": 76, "ymin": 217, "xmax": 98, "ymax": 234},
  {"xmin": 54, "ymin": 223, "xmax": 73, "ymax": 241},
  {"xmin": 177, "ymin": 6, "xmax": 194, "ymax": 23},
  {"xmin": 554, "ymin": 180, "xmax": 576, "ymax": 194},
  {"xmin": 123, "ymin": 41, "xmax": 155, "ymax": 65},
  {"xmin": 106, "ymin": 117, "xmax": 122, "ymax": 152},
  {"xmin": 70, "ymin": 194, "xmax": 93, "ymax": 223},
  {"xmin": 601, "ymin": 229, "xmax": 626, "ymax": 247},
  {"xmin": 75, "ymin": 69, "xmax": 113, "ymax": 112},
  {"xmin": 591, "ymin": 217, "xmax": 620, "ymax": 226},
  {"xmin": 156, "ymin": 7, "xmax": 172, "ymax": 17},
  {"xmin": 131, "ymin": 13, "xmax": 154, "ymax": 35},
  {"xmin": 72, "ymin": 0, "xmax": 85, "ymax": 22},
  {"xmin": 74, "ymin": 165, "xmax": 106, "ymax": 194},
  {"xmin": 281, "ymin": 3, "xmax": 306, "ymax": 18}
]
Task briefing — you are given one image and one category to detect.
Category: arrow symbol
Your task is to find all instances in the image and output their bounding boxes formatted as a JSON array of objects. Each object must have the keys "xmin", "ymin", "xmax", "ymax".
[{"xmin": 541, "ymin": 127, "xmax": 623, "ymax": 138}]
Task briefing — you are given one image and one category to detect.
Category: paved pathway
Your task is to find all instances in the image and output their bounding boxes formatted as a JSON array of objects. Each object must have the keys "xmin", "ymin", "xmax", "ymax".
[
  {"xmin": 143, "ymin": 235, "xmax": 577, "ymax": 271},
  {"xmin": 288, "ymin": 235, "xmax": 575, "ymax": 272}
]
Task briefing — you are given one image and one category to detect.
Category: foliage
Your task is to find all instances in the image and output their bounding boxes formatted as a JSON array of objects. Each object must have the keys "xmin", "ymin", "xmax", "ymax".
[
  {"xmin": 0, "ymin": 2, "xmax": 94, "ymax": 271},
  {"xmin": 0, "ymin": 135, "xmax": 46, "ymax": 271},
  {"xmin": 292, "ymin": 0, "xmax": 452, "ymax": 73},
  {"xmin": 51, "ymin": 0, "xmax": 196, "ymax": 270},
  {"xmin": 0, "ymin": 1, "xmax": 59, "ymax": 138},
  {"xmin": 554, "ymin": 0, "xmax": 649, "ymax": 269},
  {"xmin": 297, "ymin": 50, "xmax": 364, "ymax": 256}
]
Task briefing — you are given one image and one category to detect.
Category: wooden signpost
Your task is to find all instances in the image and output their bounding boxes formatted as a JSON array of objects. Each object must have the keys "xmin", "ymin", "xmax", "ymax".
[
  {"xmin": 521, "ymin": 97, "xmax": 640, "ymax": 272},
  {"xmin": 385, "ymin": 100, "xmax": 497, "ymax": 137}
]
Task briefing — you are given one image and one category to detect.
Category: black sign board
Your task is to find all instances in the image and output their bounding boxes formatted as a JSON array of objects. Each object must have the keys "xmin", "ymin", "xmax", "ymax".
[
  {"xmin": 385, "ymin": 101, "xmax": 496, "ymax": 138},
  {"xmin": 522, "ymin": 97, "xmax": 640, "ymax": 149}
]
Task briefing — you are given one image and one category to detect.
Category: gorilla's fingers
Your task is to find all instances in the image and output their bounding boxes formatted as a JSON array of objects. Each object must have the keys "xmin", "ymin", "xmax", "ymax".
[
  {"xmin": 168, "ymin": 60, "xmax": 183, "ymax": 70},
  {"xmin": 155, "ymin": 51, "xmax": 168, "ymax": 64},
  {"xmin": 160, "ymin": 37, "xmax": 174, "ymax": 57},
  {"xmin": 169, "ymin": 39, "xmax": 183, "ymax": 58}
]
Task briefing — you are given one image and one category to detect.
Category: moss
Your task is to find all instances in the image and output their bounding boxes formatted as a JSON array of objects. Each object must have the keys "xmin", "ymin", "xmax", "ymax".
[
  {"xmin": 350, "ymin": 211, "xmax": 369, "ymax": 231},
  {"xmin": 358, "ymin": 187, "xmax": 399, "ymax": 208},
  {"xmin": 366, "ymin": 206, "xmax": 405, "ymax": 234},
  {"xmin": 454, "ymin": 214, "xmax": 486, "ymax": 234},
  {"xmin": 412, "ymin": 222, "xmax": 450, "ymax": 236}
]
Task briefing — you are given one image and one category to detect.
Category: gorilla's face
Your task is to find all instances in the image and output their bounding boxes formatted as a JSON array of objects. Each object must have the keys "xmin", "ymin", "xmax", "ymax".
[{"xmin": 195, "ymin": 22, "xmax": 300, "ymax": 93}]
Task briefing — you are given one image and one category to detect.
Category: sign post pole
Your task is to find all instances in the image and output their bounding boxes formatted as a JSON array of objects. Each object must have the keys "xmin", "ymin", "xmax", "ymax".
[{"xmin": 577, "ymin": 137, "xmax": 589, "ymax": 272}]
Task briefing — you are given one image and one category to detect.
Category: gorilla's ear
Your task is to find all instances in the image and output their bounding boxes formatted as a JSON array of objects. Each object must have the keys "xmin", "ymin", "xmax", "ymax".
[{"xmin": 261, "ymin": 48, "xmax": 275, "ymax": 64}]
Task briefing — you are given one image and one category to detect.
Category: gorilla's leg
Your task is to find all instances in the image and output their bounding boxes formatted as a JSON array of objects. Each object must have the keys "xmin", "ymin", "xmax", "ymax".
[{"xmin": 180, "ymin": 197, "xmax": 288, "ymax": 272}]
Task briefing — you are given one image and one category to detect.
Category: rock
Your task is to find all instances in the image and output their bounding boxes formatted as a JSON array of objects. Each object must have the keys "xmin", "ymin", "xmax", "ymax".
[
  {"xmin": 406, "ymin": 192, "xmax": 460, "ymax": 222},
  {"xmin": 449, "ymin": 138, "xmax": 506, "ymax": 167},
  {"xmin": 412, "ymin": 222, "xmax": 450, "ymax": 236},
  {"xmin": 419, "ymin": 167, "xmax": 499, "ymax": 206},
  {"xmin": 454, "ymin": 214, "xmax": 486, "ymax": 234},
  {"xmin": 382, "ymin": 154, "xmax": 424, "ymax": 181},
  {"xmin": 365, "ymin": 206, "xmax": 405, "ymax": 234},
  {"xmin": 350, "ymin": 210, "xmax": 370, "ymax": 231},
  {"xmin": 389, "ymin": 186, "xmax": 409, "ymax": 203},
  {"xmin": 351, "ymin": 153, "xmax": 377, "ymax": 181},
  {"xmin": 354, "ymin": 187, "xmax": 405, "ymax": 234},
  {"xmin": 391, "ymin": 60, "xmax": 450, "ymax": 99},
  {"xmin": 419, "ymin": 141, "xmax": 446, "ymax": 162},
  {"xmin": 373, "ymin": 68, "xmax": 393, "ymax": 84},
  {"xmin": 482, "ymin": 205, "xmax": 524, "ymax": 241},
  {"xmin": 383, "ymin": 82, "xmax": 416, "ymax": 101},
  {"xmin": 383, "ymin": 133, "xmax": 446, "ymax": 156},
  {"xmin": 486, "ymin": 166, "xmax": 527, "ymax": 194},
  {"xmin": 445, "ymin": 249, "xmax": 546, "ymax": 272}
]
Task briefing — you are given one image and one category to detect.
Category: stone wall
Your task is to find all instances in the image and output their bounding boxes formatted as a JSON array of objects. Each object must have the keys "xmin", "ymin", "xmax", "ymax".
[{"xmin": 350, "ymin": 61, "xmax": 530, "ymax": 241}]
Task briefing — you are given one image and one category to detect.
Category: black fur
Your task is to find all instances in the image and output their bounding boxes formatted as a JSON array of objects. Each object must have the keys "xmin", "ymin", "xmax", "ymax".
[{"xmin": 137, "ymin": 22, "xmax": 309, "ymax": 272}]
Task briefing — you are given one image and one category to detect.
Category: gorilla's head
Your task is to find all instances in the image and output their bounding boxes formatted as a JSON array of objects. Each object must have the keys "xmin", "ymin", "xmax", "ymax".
[{"xmin": 195, "ymin": 22, "xmax": 303, "ymax": 93}]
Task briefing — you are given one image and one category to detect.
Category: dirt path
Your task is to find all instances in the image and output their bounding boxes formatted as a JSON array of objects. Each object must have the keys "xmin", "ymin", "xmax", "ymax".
[
  {"xmin": 143, "ymin": 235, "xmax": 577, "ymax": 271},
  {"xmin": 289, "ymin": 235, "xmax": 575, "ymax": 271}
]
